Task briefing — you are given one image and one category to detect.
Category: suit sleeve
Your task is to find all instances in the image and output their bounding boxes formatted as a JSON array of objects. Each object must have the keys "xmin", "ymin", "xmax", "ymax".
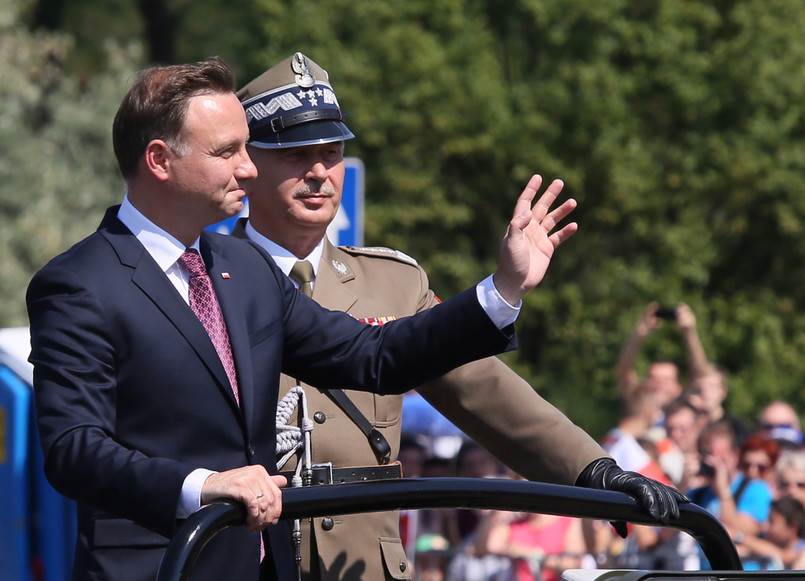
[
  {"xmin": 409, "ymin": 266, "xmax": 609, "ymax": 485},
  {"xmin": 27, "ymin": 263, "xmax": 191, "ymax": 537},
  {"xmin": 276, "ymin": 261, "xmax": 518, "ymax": 395}
]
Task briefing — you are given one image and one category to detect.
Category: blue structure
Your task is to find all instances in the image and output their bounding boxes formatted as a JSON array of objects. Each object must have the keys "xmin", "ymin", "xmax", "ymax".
[
  {"xmin": 0, "ymin": 328, "xmax": 75, "ymax": 581},
  {"xmin": 0, "ymin": 363, "xmax": 31, "ymax": 581}
]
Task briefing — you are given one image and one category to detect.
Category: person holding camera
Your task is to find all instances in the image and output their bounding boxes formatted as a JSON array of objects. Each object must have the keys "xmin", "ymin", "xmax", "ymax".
[
  {"xmin": 617, "ymin": 303, "xmax": 710, "ymax": 416},
  {"xmin": 688, "ymin": 421, "xmax": 773, "ymax": 549}
]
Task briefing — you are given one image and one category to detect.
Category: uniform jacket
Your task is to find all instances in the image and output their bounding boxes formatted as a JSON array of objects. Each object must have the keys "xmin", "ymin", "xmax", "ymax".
[
  {"xmin": 232, "ymin": 225, "xmax": 608, "ymax": 581},
  {"xmin": 27, "ymin": 207, "xmax": 515, "ymax": 581}
]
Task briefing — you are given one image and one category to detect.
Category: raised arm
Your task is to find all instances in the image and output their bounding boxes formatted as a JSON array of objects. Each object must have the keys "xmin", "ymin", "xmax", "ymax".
[
  {"xmin": 617, "ymin": 303, "xmax": 660, "ymax": 398},
  {"xmin": 493, "ymin": 175, "xmax": 578, "ymax": 305},
  {"xmin": 675, "ymin": 303, "xmax": 711, "ymax": 380}
]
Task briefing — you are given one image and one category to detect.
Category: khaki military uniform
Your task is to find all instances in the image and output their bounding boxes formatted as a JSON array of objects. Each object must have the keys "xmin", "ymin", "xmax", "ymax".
[{"xmin": 255, "ymin": 236, "xmax": 608, "ymax": 581}]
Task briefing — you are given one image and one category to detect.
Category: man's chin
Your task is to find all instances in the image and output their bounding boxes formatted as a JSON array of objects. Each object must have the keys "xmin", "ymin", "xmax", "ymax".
[{"xmin": 223, "ymin": 199, "xmax": 246, "ymax": 215}]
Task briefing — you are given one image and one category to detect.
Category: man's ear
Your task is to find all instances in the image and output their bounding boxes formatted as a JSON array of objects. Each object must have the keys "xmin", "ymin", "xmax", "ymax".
[{"xmin": 144, "ymin": 140, "xmax": 172, "ymax": 182}]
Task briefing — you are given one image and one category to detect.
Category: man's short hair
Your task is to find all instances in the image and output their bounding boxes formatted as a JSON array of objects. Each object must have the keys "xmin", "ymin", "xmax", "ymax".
[
  {"xmin": 776, "ymin": 449, "xmax": 805, "ymax": 475},
  {"xmin": 112, "ymin": 56, "xmax": 236, "ymax": 179},
  {"xmin": 619, "ymin": 381, "xmax": 657, "ymax": 419},
  {"xmin": 771, "ymin": 496, "xmax": 805, "ymax": 536},
  {"xmin": 664, "ymin": 395, "xmax": 700, "ymax": 420},
  {"xmin": 698, "ymin": 418, "xmax": 737, "ymax": 453}
]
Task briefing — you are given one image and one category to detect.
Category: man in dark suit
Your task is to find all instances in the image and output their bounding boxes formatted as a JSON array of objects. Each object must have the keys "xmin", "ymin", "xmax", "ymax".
[
  {"xmin": 234, "ymin": 52, "xmax": 689, "ymax": 580},
  {"xmin": 27, "ymin": 57, "xmax": 584, "ymax": 581}
]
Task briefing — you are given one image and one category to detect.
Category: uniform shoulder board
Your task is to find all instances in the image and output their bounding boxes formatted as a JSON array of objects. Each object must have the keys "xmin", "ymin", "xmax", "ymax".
[{"xmin": 340, "ymin": 245, "xmax": 419, "ymax": 266}]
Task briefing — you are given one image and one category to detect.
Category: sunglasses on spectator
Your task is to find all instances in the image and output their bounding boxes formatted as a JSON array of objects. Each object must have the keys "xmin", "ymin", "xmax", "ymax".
[
  {"xmin": 779, "ymin": 479, "xmax": 805, "ymax": 489},
  {"xmin": 740, "ymin": 461, "xmax": 770, "ymax": 472},
  {"xmin": 760, "ymin": 422, "xmax": 795, "ymax": 430}
]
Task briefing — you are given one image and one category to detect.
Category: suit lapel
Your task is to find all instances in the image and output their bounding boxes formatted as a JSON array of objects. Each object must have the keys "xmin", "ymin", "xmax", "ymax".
[
  {"xmin": 315, "ymin": 241, "xmax": 358, "ymax": 312},
  {"xmin": 98, "ymin": 210, "xmax": 241, "ymax": 415}
]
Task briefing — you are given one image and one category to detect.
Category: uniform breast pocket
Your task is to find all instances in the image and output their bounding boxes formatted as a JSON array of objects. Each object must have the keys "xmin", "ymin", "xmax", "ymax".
[{"xmin": 372, "ymin": 392, "xmax": 402, "ymax": 428}]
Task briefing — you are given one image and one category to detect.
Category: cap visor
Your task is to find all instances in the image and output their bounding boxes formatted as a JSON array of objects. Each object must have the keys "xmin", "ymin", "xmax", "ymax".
[{"xmin": 249, "ymin": 120, "xmax": 354, "ymax": 149}]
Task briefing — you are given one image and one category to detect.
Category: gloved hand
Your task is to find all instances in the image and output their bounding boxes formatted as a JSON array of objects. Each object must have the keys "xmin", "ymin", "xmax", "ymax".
[{"xmin": 576, "ymin": 457, "xmax": 690, "ymax": 538}]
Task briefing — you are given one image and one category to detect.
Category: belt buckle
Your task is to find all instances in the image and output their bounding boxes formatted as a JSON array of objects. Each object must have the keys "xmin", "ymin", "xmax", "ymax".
[{"xmin": 312, "ymin": 462, "xmax": 334, "ymax": 485}]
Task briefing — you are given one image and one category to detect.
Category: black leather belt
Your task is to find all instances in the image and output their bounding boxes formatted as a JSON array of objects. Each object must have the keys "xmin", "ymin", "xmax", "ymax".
[{"xmin": 279, "ymin": 462, "xmax": 402, "ymax": 486}]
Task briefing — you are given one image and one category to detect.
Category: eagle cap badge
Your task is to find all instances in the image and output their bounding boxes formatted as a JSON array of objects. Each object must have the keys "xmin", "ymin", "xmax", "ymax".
[{"xmin": 291, "ymin": 52, "xmax": 316, "ymax": 88}]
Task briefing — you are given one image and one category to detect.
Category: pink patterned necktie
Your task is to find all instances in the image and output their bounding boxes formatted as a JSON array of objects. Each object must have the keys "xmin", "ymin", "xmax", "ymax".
[{"xmin": 178, "ymin": 249, "xmax": 239, "ymax": 404}]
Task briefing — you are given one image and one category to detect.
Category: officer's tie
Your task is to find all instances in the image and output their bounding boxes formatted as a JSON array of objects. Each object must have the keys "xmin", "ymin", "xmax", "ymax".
[
  {"xmin": 289, "ymin": 260, "xmax": 314, "ymax": 297},
  {"xmin": 178, "ymin": 248, "xmax": 240, "ymax": 404}
]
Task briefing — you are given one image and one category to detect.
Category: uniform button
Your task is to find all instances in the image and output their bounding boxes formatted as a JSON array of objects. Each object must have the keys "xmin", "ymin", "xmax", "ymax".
[
  {"xmin": 321, "ymin": 517, "xmax": 334, "ymax": 531},
  {"xmin": 399, "ymin": 561, "xmax": 407, "ymax": 572},
  {"xmin": 313, "ymin": 411, "xmax": 327, "ymax": 424}
]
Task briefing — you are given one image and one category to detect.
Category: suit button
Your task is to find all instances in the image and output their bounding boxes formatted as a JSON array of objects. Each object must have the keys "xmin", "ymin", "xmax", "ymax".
[
  {"xmin": 400, "ymin": 561, "xmax": 407, "ymax": 572},
  {"xmin": 321, "ymin": 517, "xmax": 334, "ymax": 531},
  {"xmin": 313, "ymin": 411, "xmax": 327, "ymax": 424},
  {"xmin": 247, "ymin": 446, "xmax": 255, "ymax": 459}
]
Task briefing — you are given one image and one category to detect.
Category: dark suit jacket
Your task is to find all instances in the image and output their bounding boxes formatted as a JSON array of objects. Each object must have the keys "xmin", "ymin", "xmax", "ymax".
[{"xmin": 27, "ymin": 207, "xmax": 515, "ymax": 581}]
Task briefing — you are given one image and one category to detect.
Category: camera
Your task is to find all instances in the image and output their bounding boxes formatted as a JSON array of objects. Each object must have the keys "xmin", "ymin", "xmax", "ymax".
[
  {"xmin": 698, "ymin": 461, "xmax": 716, "ymax": 477},
  {"xmin": 655, "ymin": 306, "xmax": 677, "ymax": 320}
]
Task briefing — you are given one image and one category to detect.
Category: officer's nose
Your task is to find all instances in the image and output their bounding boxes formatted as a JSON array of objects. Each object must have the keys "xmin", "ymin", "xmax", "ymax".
[{"xmin": 306, "ymin": 160, "xmax": 328, "ymax": 182}]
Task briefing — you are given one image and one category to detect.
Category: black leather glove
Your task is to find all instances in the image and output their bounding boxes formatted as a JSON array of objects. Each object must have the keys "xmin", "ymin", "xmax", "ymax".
[{"xmin": 576, "ymin": 457, "xmax": 690, "ymax": 538}]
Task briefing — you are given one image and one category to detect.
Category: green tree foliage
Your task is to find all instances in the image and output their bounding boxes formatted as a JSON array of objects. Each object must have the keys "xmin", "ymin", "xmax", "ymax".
[
  {"xmin": 8, "ymin": 0, "xmax": 805, "ymax": 435},
  {"xmin": 27, "ymin": 0, "xmax": 263, "ymax": 79},
  {"xmin": 486, "ymin": 0, "xmax": 805, "ymax": 433},
  {"xmin": 1, "ymin": 0, "xmax": 136, "ymax": 325},
  {"xmin": 247, "ymin": 0, "xmax": 805, "ymax": 435}
]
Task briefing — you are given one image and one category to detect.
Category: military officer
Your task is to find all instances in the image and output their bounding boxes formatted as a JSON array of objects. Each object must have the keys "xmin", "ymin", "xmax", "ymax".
[{"xmin": 235, "ymin": 52, "xmax": 687, "ymax": 580}]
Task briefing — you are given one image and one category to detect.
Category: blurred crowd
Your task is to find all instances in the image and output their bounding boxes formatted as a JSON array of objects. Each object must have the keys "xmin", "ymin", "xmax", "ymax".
[{"xmin": 398, "ymin": 303, "xmax": 805, "ymax": 580}]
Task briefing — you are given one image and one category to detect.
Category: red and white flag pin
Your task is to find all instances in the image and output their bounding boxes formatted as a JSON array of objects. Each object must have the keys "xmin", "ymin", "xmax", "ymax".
[{"xmin": 221, "ymin": 272, "xmax": 231, "ymax": 279}]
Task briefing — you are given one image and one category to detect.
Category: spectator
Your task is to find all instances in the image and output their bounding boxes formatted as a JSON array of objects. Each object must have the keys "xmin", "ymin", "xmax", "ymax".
[
  {"xmin": 474, "ymin": 506, "xmax": 586, "ymax": 581},
  {"xmin": 617, "ymin": 303, "xmax": 710, "ymax": 437},
  {"xmin": 737, "ymin": 496, "xmax": 805, "ymax": 570},
  {"xmin": 689, "ymin": 421, "xmax": 773, "ymax": 544},
  {"xmin": 455, "ymin": 440, "xmax": 506, "ymax": 480},
  {"xmin": 414, "ymin": 534, "xmax": 453, "ymax": 581},
  {"xmin": 451, "ymin": 441, "xmax": 506, "ymax": 544},
  {"xmin": 444, "ymin": 457, "xmax": 512, "ymax": 581},
  {"xmin": 739, "ymin": 433, "xmax": 780, "ymax": 491},
  {"xmin": 775, "ymin": 451, "xmax": 805, "ymax": 504},
  {"xmin": 601, "ymin": 387, "xmax": 694, "ymax": 571},
  {"xmin": 664, "ymin": 397, "xmax": 706, "ymax": 490},
  {"xmin": 686, "ymin": 365, "xmax": 753, "ymax": 445},
  {"xmin": 399, "ymin": 436, "xmax": 429, "ymax": 559},
  {"xmin": 601, "ymin": 384, "xmax": 671, "ymax": 485},
  {"xmin": 417, "ymin": 458, "xmax": 459, "ymax": 547},
  {"xmin": 758, "ymin": 401, "xmax": 804, "ymax": 453},
  {"xmin": 400, "ymin": 436, "xmax": 428, "ymax": 479}
]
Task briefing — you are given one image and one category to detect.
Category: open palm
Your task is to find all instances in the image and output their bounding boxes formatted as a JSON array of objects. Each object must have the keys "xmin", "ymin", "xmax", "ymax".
[{"xmin": 493, "ymin": 175, "xmax": 578, "ymax": 305}]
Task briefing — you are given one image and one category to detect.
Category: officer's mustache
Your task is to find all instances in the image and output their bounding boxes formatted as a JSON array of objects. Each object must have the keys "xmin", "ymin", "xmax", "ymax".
[{"xmin": 294, "ymin": 183, "xmax": 337, "ymax": 198}]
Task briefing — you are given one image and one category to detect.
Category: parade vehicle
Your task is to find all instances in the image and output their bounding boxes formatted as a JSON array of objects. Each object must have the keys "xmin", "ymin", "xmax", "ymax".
[
  {"xmin": 3, "ymin": 327, "xmax": 797, "ymax": 581},
  {"xmin": 156, "ymin": 477, "xmax": 801, "ymax": 581}
]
